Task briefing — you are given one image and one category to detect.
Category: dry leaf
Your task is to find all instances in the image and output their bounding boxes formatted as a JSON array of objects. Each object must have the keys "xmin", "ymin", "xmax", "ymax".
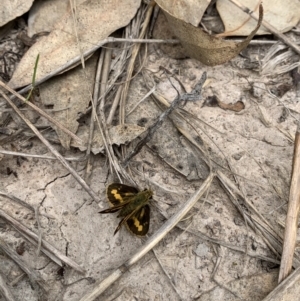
[
  {"xmin": 155, "ymin": 0, "xmax": 210, "ymax": 27},
  {"xmin": 217, "ymin": 0, "xmax": 300, "ymax": 36},
  {"xmin": 72, "ymin": 124, "xmax": 146, "ymax": 154},
  {"xmin": 0, "ymin": 0, "xmax": 34, "ymax": 27},
  {"xmin": 156, "ymin": 3, "xmax": 263, "ymax": 66},
  {"xmin": 27, "ymin": 0, "xmax": 71, "ymax": 37},
  {"xmin": 39, "ymin": 55, "xmax": 97, "ymax": 149},
  {"xmin": 203, "ymin": 95, "xmax": 245, "ymax": 112},
  {"xmin": 9, "ymin": 0, "xmax": 141, "ymax": 89}
]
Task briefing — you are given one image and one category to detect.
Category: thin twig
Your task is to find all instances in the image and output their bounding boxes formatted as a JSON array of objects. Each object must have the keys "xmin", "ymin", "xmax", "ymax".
[
  {"xmin": 263, "ymin": 266, "xmax": 300, "ymax": 301},
  {"xmin": 119, "ymin": 2, "xmax": 155, "ymax": 125},
  {"xmin": 0, "ymin": 89, "xmax": 100, "ymax": 203},
  {"xmin": 227, "ymin": 0, "xmax": 300, "ymax": 55},
  {"xmin": 0, "ymin": 272, "xmax": 16, "ymax": 301},
  {"xmin": 78, "ymin": 172, "xmax": 214, "ymax": 301},
  {"xmin": 0, "ymin": 81, "xmax": 83, "ymax": 144},
  {"xmin": 122, "ymin": 72, "xmax": 207, "ymax": 166},
  {"xmin": 0, "ymin": 209, "xmax": 85, "ymax": 274},
  {"xmin": 0, "ymin": 149, "xmax": 85, "ymax": 161},
  {"xmin": 0, "ymin": 239, "xmax": 47, "ymax": 292}
]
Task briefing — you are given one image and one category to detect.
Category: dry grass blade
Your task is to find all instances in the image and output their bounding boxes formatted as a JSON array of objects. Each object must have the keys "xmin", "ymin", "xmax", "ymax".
[
  {"xmin": 79, "ymin": 172, "xmax": 214, "ymax": 301},
  {"xmin": 0, "ymin": 272, "xmax": 16, "ymax": 301},
  {"xmin": 0, "ymin": 80, "xmax": 82, "ymax": 144},
  {"xmin": 263, "ymin": 266, "xmax": 300, "ymax": 300},
  {"xmin": 0, "ymin": 89, "xmax": 100, "ymax": 203},
  {"xmin": 278, "ymin": 125, "xmax": 300, "ymax": 283},
  {"xmin": 0, "ymin": 209, "xmax": 85, "ymax": 274},
  {"xmin": 0, "ymin": 239, "xmax": 47, "ymax": 292},
  {"xmin": 119, "ymin": 2, "xmax": 155, "ymax": 125}
]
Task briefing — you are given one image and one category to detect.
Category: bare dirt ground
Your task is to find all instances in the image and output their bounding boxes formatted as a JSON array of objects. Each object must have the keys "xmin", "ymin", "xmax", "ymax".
[{"xmin": 1, "ymin": 10, "xmax": 300, "ymax": 301}]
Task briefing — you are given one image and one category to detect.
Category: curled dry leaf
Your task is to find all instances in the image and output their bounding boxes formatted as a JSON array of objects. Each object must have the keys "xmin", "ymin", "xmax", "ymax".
[
  {"xmin": 9, "ymin": 0, "xmax": 141, "ymax": 89},
  {"xmin": 0, "ymin": 0, "xmax": 34, "ymax": 27},
  {"xmin": 72, "ymin": 124, "xmax": 146, "ymax": 154},
  {"xmin": 217, "ymin": 0, "xmax": 300, "ymax": 36},
  {"xmin": 156, "ymin": 2, "xmax": 263, "ymax": 66}
]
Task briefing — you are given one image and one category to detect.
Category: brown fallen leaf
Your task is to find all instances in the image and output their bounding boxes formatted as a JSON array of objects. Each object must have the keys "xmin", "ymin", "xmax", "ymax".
[
  {"xmin": 217, "ymin": 0, "xmax": 300, "ymax": 36},
  {"xmin": 203, "ymin": 95, "xmax": 245, "ymax": 112},
  {"xmin": 39, "ymin": 55, "xmax": 98, "ymax": 149},
  {"xmin": 0, "ymin": 0, "xmax": 34, "ymax": 27},
  {"xmin": 157, "ymin": 3, "xmax": 263, "ymax": 66},
  {"xmin": 9, "ymin": 0, "xmax": 141, "ymax": 89}
]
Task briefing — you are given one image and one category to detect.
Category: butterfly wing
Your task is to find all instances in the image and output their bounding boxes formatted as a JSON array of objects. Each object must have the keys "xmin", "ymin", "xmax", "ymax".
[
  {"xmin": 125, "ymin": 205, "xmax": 150, "ymax": 236},
  {"xmin": 106, "ymin": 183, "xmax": 139, "ymax": 206}
]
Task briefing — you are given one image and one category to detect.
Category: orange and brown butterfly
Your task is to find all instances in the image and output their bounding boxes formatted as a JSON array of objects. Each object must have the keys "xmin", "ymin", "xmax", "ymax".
[{"xmin": 99, "ymin": 183, "xmax": 153, "ymax": 236}]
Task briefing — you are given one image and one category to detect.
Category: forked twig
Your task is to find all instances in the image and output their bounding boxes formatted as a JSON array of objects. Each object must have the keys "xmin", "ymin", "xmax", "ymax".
[
  {"xmin": 122, "ymin": 72, "xmax": 207, "ymax": 166},
  {"xmin": 79, "ymin": 172, "xmax": 214, "ymax": 301}
]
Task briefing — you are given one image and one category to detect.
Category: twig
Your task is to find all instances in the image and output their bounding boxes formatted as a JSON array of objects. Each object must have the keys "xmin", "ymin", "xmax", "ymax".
[
  {"xmin": 0, "ymin": 81, "xmax": 83, "ymax": 145},
  {"xmin": 0, "ymin": 272, "xmax": 16, "ymax": 301},
  {"xmin": 122, "ymin": 72, "xmax": 207, "ymax": 166},
  {"xmin": 119, "ymin": 1, "xmax": 155, "ymax": 125},
  {"xmin": 152, "ymin": 248, "xmax": 183, "ymax": 300},
  {"xmin": 0, "ymin": 89, "xmax": 100, "ymax": 203},
  {"xmin": 0, "ymin": 209, "xmax": 85, "ymax": 274},
  {"xmin": 0, "ymin": 149, "xmax": 85, "ymax": 161},
  {"xmin": 0, "ymin": 239, "xmax": 47, "ymax": 292},
  {"xmin": 263, "ymin": 266, "xmax": 300, "ymax": 301},
  {"xmin": 227, "ymin": 0, "xmax": 300, "ymax": 55},
  {"xmin": 78, "ymin": 172, "xmax": 214, "ymax": 301},
  {"xmin": 278, "ymin": 124, "xmax": 300, "ymax": 283}
]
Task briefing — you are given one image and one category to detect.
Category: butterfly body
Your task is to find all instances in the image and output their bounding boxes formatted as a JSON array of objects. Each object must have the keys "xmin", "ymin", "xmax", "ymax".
[{"xmin": 100, "ymin": 183, "xmax": 152, "ymax": 236}]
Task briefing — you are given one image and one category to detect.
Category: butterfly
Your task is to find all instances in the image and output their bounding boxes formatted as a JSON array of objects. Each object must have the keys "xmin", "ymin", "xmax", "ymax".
[{"xmin": 99, "ymin": 183, "xmax": 152, "ymax": 236}]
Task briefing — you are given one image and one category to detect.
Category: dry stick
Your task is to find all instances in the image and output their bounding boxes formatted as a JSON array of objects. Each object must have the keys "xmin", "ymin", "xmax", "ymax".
[
  {"xmin": 151, "ymin": 89, "xmax": 287, "ymax": 260},
  {"xmin": 227, "ymin": 0, "xmax": 300, "ymax": 55},
  {"xmin": 0, "ymin": 149, "xmax": 84, "ymax": 161},
  {"xmin": 151, "ymin": 248, "xmax": 183, "ymax": 300},
  {"xmin": 0, "ymin": 90, "xmax": 100, "ymax": 203},
  {"xmin": 0, "ymin": 239, "xmax": 47, "ymax": 291},
  {"xmin": 79, "ymin": 172, "xmax": 214, "ymax": 301},
  {"xmin": 123, "ymin": 72, "xmax": 207, "ymax": 166},
  {"xmin": 95, "ymin": 50, "xmax": 131, "ymax": 183},
  {"xmin": 84, "ymin": 50, "xmax": 104, "ymax": 182},
  {"xmin": 119, "ymin": 2, "xmax": 155, "ymax": 125},
  {"xmin": 0, "ymin": 272, "xmax": 16, "ymax": 301},
  {"xmin": 106, "ymin": 85, "xmax": 122, "ymax": 125},
  {"xmin": 278, "ymin": 124, "xmax": 300, "ymax": 283},
  {"xmin": 0, "ymin": 81, "xmax": 82, "ymax": 145},
  {"xmin": 263, "ymin": 266, "xmax": 300, "ymax": 301},
  {"xmin": 0, "ymin": 209, "xmax": 85, "ymax": 273}
]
